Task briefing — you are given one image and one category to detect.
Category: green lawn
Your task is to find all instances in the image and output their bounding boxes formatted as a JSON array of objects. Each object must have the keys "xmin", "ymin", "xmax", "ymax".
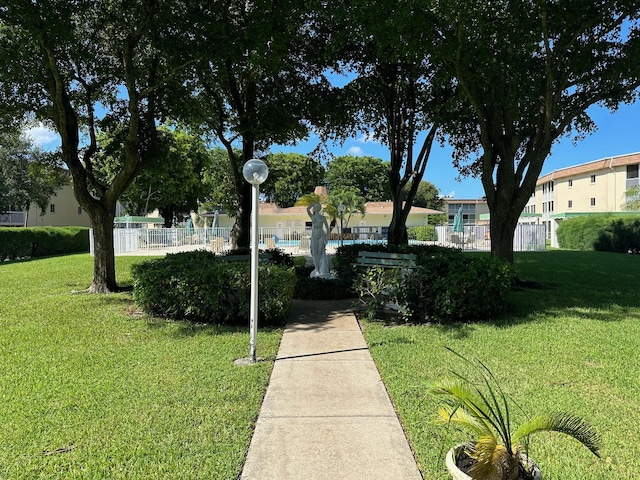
[
  {"xmin": 363, "ymin": 250, "xmax": 640, "ymax": 480},
  {"xmin": 3, "ymin": 250, "xmax": 639, "ymax": 479},
  {"xmin": 0, "ymin": 254, "xmax": 282, "ymax": 479}
]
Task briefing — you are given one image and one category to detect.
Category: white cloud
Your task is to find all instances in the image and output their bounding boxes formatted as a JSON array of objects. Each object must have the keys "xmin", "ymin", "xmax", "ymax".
[
  {"xmin": 23, "ymin": 124, "xmax": 59, "ymax": 147},
  {"xmin": 346, "ymin": 146, "xmax": 364, "ymax": 156},
  {"xmin": 357, "ymin": 132, "xmax": 377, "ymax": 143}
]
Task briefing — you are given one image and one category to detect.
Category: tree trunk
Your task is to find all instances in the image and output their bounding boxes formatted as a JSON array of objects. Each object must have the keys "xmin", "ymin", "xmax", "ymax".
[
  {"xmin": 488, "ymin": 198, "xmax": 520, "ymax": 264},
  {"xmin": 231, "ymin": 135, "xmax": 255, "ymax": 249},
  {"xmin": 490, "ymin": 218, "xmax": 516, "ymax": 264},
  {"xmin": 387, "ymin": 201, "xmax": 409, "ymax": 245},
  {"xmin": 232, "ymin": 181, "xmax": 252, "ymax": 249},
  {"xmin": 87, "ymin": 205, "xmax": 118, "ymax": 293}
]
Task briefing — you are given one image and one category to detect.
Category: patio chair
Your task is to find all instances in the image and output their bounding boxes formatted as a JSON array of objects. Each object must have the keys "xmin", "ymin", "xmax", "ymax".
[
  {"xmin": 298, "ymin": 236, "xmax": 310, "ymax": 253},
  {"xmin": 210, "ymin": 236, "xmax": 226, "ymax": 253}
]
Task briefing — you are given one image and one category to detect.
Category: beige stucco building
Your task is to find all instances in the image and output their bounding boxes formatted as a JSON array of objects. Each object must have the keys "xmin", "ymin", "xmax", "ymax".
[
  {"xmin": 23, "ymin": 183, "xmax": 93, "ymax": 228},
  {"xmin": 214, "ymin": 201, "xmax": 443, "ymax": 235},
  {"xmin": 530, "ymin": 151, "xmax": 640, "ymax": 247}
]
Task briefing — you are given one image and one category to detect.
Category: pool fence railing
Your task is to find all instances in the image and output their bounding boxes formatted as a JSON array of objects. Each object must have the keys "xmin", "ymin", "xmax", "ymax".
[{"xmin": 92, "ymin": 223, "xmax": 546, "ymax": 256}]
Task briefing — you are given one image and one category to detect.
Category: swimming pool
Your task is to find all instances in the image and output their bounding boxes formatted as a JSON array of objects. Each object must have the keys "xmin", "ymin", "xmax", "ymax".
[{"xmin": 266, "ymin": 238, "xmax": 387, "ymax": 248}]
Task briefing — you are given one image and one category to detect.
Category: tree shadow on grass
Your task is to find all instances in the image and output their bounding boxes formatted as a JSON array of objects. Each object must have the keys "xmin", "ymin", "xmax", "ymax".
[{"xmin": 143, "ymin": 314, "xmax": 284, "ymax": 338}]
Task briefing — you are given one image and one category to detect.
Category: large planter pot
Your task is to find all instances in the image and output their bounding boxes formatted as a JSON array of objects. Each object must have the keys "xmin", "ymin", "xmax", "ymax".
[{"xmin": 446, "ymin": 445, "xmax": 543, "ymax": 480}]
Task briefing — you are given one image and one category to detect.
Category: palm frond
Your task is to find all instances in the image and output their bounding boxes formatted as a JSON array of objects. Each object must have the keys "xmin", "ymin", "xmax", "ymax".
[
  {"xmin": 437, "ymin": 405, "xmax": 491, "ymax": 438},
  {"xmin": 468, "ymin": 437, "xmax": 519, "ymax": 480},
  {"xmin": 430, "ymin": 379, "xmax": 497, "ymax": 434},
  {"xmin": 513, "ymin": 412, "xmax": 601, "ymax": 457}
]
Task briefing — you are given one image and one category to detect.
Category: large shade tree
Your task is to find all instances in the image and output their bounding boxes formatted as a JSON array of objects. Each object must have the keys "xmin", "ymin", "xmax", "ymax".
[
  {"xmin": 177, "ymin": 0, "xmax": 330, "ymax": 248},
  {"xmin": 0, "ymin": 0, "xmax": 194, "ymax": 292},
  {"xmin": 432, "ymin": 0, "xmax": 640, "ymax": 262},
  {"xmin": 0, "ymin": 129, "xmax": 65, "ymax": 221},
  {"xmin": 97, "ymin": 126, "xmax": 212, "ymax": 227},
  {"xmin": 262, "ymin": 152, "xmax": 325, "ymax": 208},
  {"xmin": 321, "ymin": 0, "xmax": 445, "ymax": 245},
  {"xmin": 325, "ymin": 155, "xmax": 390, "ymax": 202}
]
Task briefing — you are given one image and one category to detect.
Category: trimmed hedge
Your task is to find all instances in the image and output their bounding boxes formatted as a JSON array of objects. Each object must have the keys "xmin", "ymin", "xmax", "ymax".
[
  {"xmin": 407, "ymin": 225, "xmax": 438, "ymax": 241},
  {"xmin": 131, "ymin": 250, "xmax": 296, "ymax": 326},
  {"xmin": 340, "ymin": 243, "xmax": 515, "ymax": 323},
  {"xmin": 556, "ymin": 215, "xmax": 640, "ymax": 252},
  {"xmin": 0, "ymin": 226, "xmax": 90, "ymax": 261}
]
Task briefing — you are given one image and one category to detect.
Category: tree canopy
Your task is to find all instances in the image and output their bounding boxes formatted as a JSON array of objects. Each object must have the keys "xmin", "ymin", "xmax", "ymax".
[
  {"xmin": 325, "ymin": 155, "xmax": 390, "ymax": 202},
  {"xmin": 97, "ymin": 126, "xmax": 212, "ymax": 226},
  {"xmin": 0, "ymin": 129, "xmax": 65, "ymax": 218},
  {"xmin": 0, "ymin": 0, "xmax": 195, "ymax": 291},
  {"xmin": 2, "ymin": 0, "xmax": 639, "ymax": 275},
  {"xmin": 431, "ymin": 0, "xmax": 640, "ymax": 262},
  {"xmin": 172, "ymin": 0, "xmax": 331, "ymax": 248},
  {"xmin": 262, "ymin": 153, "xmax": 325, "ymax": 208},
  {"xmin": 319, "ymin": 0, "xmax": 445, "ymax": 244}
]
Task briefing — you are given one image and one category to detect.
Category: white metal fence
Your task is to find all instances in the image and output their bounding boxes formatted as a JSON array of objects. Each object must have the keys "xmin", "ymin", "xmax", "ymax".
[
  {"xmin": 434, "ymin": 223, "xmax": 546, "ymax": 252},
  {"xmin": 94, "ymin": 223, "xmax": 546, "ymax": 256}
]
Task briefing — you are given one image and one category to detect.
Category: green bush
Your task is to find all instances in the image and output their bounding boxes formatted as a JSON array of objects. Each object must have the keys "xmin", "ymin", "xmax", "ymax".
[
  {"xmin": 293, "ymin": 256, "xmax": 307, "ymax": 268},
  {"xmin": 418, "ymin": 254, "xmax": 515, "ymax": 322},
  {"xmin": 354, "ymin": 248, "xmax": 515, "ymax": 323},
  {"xmin": 225, "ymin": 247, "xmax": 294, "ymax": 266},
  {"xmin": 0, "ymin": 226, "xmax": 89, "ymax": 261},
  {"xmin": 556, "ymin": 215, "xmax": 640, "ymax": 252},
  {"xmin": 132, "ymin": 250, "xmax": 296, "ymax": 326},
  {"xmin": 407, "ymin": 225, "xmax": 438, "ymax": 241},
  {"xmin": 293, "ymin": 265, "xmax": 356, "ymax": 300}
]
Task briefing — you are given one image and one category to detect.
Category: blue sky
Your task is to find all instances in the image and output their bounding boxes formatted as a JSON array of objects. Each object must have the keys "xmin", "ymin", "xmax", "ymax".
[
  {"xmin": 26, "ymin": 99, "xmax": 639, "ymax": 200},
  {"xmin": 273, "ymin": 100, "xmax": 640, "ymax": 199}
]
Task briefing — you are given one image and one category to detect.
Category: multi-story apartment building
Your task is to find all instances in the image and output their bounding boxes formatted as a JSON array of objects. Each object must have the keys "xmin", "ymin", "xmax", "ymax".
[
  {"xmin": 442, "ymin": 198, "xmax": 490, "ymax": 226},
  {"xmin": 23, "ymin": 183, "xmax": 93, "ymax": 228},
  {"xmin": 533, "ymin": 152, "xmax": 640, "ymax": 247}
]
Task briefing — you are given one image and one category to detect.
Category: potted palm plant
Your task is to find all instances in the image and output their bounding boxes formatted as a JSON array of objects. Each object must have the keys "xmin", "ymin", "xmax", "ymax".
[{"xmin": 431, "ymin": 349, "xmax": 601, "ymax": 480}]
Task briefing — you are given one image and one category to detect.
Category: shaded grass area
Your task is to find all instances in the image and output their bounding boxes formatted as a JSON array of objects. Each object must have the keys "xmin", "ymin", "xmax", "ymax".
[
  {"xmin": 0, "ymin": 254, "xmax": 282, "ymax": 479},
  {"xmin": 363, "ymin": 251, "xmax": 640, "ymax": 480}
]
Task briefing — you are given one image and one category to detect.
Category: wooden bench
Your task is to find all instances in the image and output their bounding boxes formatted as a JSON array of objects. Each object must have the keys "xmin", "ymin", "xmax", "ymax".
[
  {"xmin": 354, "ymin": 251, "xmax": 416, "ymax": 269},
  {"xmin": 353, "ymin": 251, "xmax": 417, "ymax": 314},
  {"xmin": 219, "ymin": 252, "xmax": 274, "ymax": 263}
]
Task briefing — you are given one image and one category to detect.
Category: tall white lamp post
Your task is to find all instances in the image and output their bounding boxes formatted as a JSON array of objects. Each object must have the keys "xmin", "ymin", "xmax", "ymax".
[
  {"xmin": 338, "ymin": 204, "xmax": 345, "ymax": 247},
  {"xmin": 242, "ymin": 158, "xmax": 269, "ymax": 363}
]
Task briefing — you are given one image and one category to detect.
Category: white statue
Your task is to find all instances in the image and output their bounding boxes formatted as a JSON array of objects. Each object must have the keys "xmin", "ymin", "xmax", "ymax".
[{"xmin": 307, "ymin": 202, "xmax": 331, "ymax": 278}]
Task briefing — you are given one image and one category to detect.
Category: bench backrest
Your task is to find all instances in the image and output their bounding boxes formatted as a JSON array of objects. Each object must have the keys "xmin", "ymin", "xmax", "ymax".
[
  {"xmin": 356, "ymin": 251, "xmax": 416, "ymax": 268},
  {"xmin": 219, "ymin": 253, "xmax": 274, "ymax": 263}
]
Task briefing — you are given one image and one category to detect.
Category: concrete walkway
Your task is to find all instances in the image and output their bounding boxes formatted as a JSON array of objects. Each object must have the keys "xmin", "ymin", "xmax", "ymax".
[{"xmin": 240, "ymin": 299, "xmax": 423, "ymax": 480}]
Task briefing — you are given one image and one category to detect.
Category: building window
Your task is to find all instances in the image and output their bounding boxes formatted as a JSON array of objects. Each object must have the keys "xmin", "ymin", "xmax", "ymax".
[
  {"xmin": 77, "ymin": 206, "xmax": 83, "ymax": 215},
  {"xmin": 568, "ymin": 200, "xmax": 572, "ymax": 208},
  {"xmin": 568, "ymin": 179, "xmax": 573, "ymax": 187},
  {"xmin": 591, "ymin": 174, "xmax": 596, "ymax": 183},
  {"xmin": 549, "ymin": 201, "xmax": 554, "ymax": 213},
  {"xmin": 50, "ymin": 204, "xmax": 56, "ymax": 213},
  {"xmin": 627, "ymin": 164, "xmax": 639, "ymax": 179},
  {"xmin": 447, "ymin": 203, "xmax": 476, "ymax": 225},
  {"xmin": 591, "ymin": 198, "xmax": 596, "ymax": 207}
]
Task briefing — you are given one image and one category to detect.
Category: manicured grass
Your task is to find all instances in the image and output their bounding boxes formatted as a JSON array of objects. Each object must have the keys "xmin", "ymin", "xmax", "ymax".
[
  {"xmin": 0, "ymin": 254, "xmax": 282, "ymax": 479},
  {"xmin": 363, "ymin": 250, "xmax": 640, "ymax": 480}
]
